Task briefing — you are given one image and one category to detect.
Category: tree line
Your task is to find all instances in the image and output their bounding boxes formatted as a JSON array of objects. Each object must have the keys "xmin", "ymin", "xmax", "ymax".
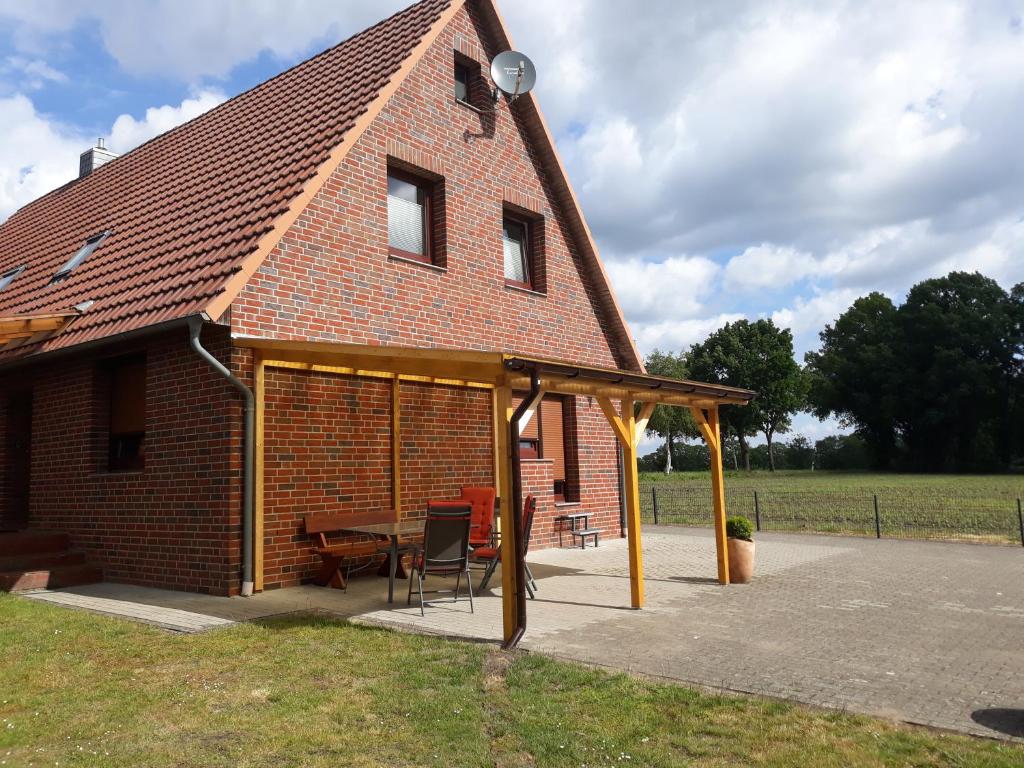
[{"xmin": 644, "ymin": 271, "xmax": 1024, "ymax": 473}]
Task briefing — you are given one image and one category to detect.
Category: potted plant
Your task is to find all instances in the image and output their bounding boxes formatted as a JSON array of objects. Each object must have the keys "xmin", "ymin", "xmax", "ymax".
[{"xmin": 726, "ymin": 515, "xmax": 755, "ymax": 584}]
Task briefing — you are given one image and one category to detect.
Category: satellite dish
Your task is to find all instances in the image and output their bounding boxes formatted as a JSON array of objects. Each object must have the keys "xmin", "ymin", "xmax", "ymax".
[{"xmin": 490, "ymin": 51, "xmax": 536, "ymax": 102}]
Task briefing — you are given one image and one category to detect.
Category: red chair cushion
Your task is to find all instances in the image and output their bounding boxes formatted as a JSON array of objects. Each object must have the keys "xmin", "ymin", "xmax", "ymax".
[{"xmin": 461, "ymin": 487, "xmax": 496, "ymax": 544}]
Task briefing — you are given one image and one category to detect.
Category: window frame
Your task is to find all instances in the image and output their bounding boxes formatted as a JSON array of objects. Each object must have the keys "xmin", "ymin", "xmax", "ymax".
[
  {"xmin": 52, "ymin": 231, "xmax": 110, "ymax": 284},
  {"xmin": 454, "ymin": 61, "xmax": 472, "ymax": 105},
  {"xmin": 387, "ymin": 168, "xmax": 433, "ymax": 265},
  {"xmin": 502, "ymin": 215, "xmax": 532, "ymax": 290},
  {"xmin": 0, "ymin": 266, "xmax": 24, "ymax": 292}
]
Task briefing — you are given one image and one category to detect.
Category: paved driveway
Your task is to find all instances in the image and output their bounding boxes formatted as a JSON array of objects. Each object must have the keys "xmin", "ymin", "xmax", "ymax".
[{"xmin": 26, "ymin": 527, "xmax": 1024, "ymax": 740}]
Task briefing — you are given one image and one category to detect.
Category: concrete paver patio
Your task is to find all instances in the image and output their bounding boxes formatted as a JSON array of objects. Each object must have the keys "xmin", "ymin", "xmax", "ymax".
[{"xmin": 22, "ymin": 527, "xmax": 1024, "ymax": 740}]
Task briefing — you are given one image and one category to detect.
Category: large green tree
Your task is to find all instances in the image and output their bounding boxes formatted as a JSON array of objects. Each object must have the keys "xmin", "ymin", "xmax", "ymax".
[
  {"xmin": 643, "ymin": 350, "xmax": 698, "ymax": 473},
  {"xmin": 895, "ymin": 272, "xmax": 1022, "ymax": 471},
  {"xmin": 687, "ymin": 319, "xmax": 804, "ymax": 471},
  {"xmin": 804, "ymin": 293, "xmax": 901, "ymax": 469},
  {"xmin": 806, "ymin": 273, "xmax": 1024, "ymax": 472}
]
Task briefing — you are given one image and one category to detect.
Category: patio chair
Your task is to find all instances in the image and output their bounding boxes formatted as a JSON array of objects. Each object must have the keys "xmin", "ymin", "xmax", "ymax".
[
  {"xmin": 461, "ymin": 486, "xmax": 496, "ymax": 548},
  {"xmin": 475, "ymin": 494, "xmax": 538, "ymax": 598},
  {"xmin": 407, "ymin": 501, "xmax": 474, "ymax": 616}
]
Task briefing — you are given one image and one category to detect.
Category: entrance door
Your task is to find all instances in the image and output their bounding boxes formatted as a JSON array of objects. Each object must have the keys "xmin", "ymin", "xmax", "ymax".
[{"xmin": 2, "ymin": 391, "xmax": 32, "ymax": 530}]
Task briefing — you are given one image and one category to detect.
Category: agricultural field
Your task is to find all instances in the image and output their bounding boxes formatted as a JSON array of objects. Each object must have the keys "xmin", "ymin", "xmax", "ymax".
[{"xmin": 639, "ymin": 471, "xmax": 1024, "ymax": 545}]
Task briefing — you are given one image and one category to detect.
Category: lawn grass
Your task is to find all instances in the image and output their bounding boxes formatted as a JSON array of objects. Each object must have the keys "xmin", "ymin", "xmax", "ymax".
[
  {"xmin": 639, "ymin": 471, "xmax": 1024, "ymax": 544},
  {"xmin": 2, "ymin": 594, "xmax": 1022, "ymax": 767}
]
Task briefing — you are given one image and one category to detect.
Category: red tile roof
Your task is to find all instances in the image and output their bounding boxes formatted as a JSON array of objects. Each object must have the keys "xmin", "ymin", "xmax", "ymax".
[{"xmin": 0, "ymin": 0, "xmax": 451, "ymax": 358}]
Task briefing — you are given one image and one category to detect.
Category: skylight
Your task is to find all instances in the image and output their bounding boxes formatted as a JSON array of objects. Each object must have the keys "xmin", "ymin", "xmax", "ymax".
[
  {"xmin": 0, "ymin": 265, "xmax": 24, "ymax": 291},
  {"xmin": 52, "ymin": 231, "xmax": 110, "ymax": 284}
]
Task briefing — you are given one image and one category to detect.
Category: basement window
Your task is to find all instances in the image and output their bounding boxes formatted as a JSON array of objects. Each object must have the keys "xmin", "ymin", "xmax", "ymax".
[
  {"xmin": 107, "ymin": 355, "xmax": 146, "ymax": 471},
  {"xmin": 0, "ymin": 266, "xmax": 24, "ymax": 291},
  {"xmin": 52, "ymin": 231, "xmax": 110, "ymax": 284}
]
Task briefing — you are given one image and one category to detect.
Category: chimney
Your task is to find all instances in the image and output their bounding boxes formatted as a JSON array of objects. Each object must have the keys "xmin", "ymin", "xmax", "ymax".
[{"xmin": 79, "ymin": 138, "xmax": 118, "ymax": 178}]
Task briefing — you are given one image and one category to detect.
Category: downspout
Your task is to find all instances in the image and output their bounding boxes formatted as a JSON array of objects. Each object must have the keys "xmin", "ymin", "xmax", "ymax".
[
  {"xmin": 504, "ymin": 368, "xmax": 540, "ymax": 649},
  {"xmin": 187, "ymin": 316, "xmax": 255, "ymax": 597}
]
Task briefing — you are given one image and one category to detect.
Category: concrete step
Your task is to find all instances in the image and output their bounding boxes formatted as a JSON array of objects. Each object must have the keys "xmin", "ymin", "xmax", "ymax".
[
  {"xmin": 0, "ymin": 531, "xmax": 71, "ymax": 557},
  {"xmin": 0, "ymin": 564, "xmax": 103, "ymax": 593},
  {"xmin": 0, "ymin": 551, "xmax": 86, "ymax": 572}
]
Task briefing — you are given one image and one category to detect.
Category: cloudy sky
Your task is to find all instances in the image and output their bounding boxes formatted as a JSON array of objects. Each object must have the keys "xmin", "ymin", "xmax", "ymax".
[{"xmin": 2, "ymin": 0, "xmax": 1022, "ymax": 448}]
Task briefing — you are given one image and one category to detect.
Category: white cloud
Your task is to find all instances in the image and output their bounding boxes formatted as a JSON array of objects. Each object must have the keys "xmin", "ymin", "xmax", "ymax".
[
  {"xmin": 2, "ymin": 55, "xmax": 67, "ymax": 90},
  {"xmin": 0, "ymin": 1, "xmax": 409, "ymax": 82},
  {"xmin": 771, "ymin": 288, "xmax": 864, "ymax": 358},
  {"xmin": 0, "ymin": 90, "xmax": 224, "ymax": 221},
  {"xmin": 605, "ymin": 255, "xmax": 720, "ymax": 324},
  {"xmin": 724, "ymin": 244, "xmax": 825, "ymax": 292},
  {"xmin": 0, "ymin": 94, "xmax": 82, "ymax": 218}
]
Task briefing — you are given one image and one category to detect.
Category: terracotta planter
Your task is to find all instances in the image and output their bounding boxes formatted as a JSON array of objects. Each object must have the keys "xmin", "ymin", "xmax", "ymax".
[{"xmin": 726, "ymin": 537, "xmax": 755, "ymax": 584}]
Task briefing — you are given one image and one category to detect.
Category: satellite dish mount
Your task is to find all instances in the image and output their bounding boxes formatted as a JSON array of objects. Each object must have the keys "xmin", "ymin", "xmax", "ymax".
[{"xmin": 490, "ymin": 50, "xmax": 537, "ymax": 104}]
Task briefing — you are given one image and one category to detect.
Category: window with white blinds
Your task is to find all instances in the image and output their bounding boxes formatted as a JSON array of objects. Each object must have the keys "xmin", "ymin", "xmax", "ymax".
[
  {"xmin": 388, "ymin": 172, "xmax": 429, "ymax": 261},
  {"xmin": 503, "ymin": 217, "xmax": 529, "ymax": 285}
]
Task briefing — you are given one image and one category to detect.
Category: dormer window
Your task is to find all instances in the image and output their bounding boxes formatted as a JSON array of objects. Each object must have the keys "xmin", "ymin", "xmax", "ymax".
[
  {"xmin": 0, "ymin": 266, "xmax": 24, "ymax": 292},
  {"xmin": 52, "ymin": 231, "xmax": 110, "ymax": 284}
]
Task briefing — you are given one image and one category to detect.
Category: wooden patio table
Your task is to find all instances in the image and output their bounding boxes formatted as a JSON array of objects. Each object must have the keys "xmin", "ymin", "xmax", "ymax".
[{"xmin": 339, "ymin": 520, "xmax": 424, "ymax": 603}]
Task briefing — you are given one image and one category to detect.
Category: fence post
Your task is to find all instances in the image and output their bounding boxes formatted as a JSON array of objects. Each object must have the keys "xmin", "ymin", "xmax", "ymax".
[
  {"xmin": 652, "ymin": 486, "xmax": 659, "ymax": 525},
  {"xmin": 873, "ymin": 494, "xmax": 881, "ymax": 539},
  {"xmin": 754, "ymin": 491, "xmax": 761, "ymax": 532},
  {"xmin": 1018, "ymin": 498, "xmax": 1023, "ymax": 548}
]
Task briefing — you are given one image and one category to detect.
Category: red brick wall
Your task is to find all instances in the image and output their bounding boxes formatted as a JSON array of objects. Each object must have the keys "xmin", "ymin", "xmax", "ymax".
[
  {"xmin": 228, "ymin": 4, "xmax": 626, "ymax": 562},
  {"xmin": 398, "ymin": 380, "xmax": 493, "ymax": 517},
  {"xmin": 230, "ymin": 4, "xmax": 625, "ymax": 369},
  {"xmin": 258, "ymin": 372, "xmax": 495, "ymax": 588},
  {"xmin": 0, "ymin": 325, "xmax": 243, "ymax": 595},
  {"xmin": 262, "ymin": 368, "xmax": 393, "ymax": 588}
]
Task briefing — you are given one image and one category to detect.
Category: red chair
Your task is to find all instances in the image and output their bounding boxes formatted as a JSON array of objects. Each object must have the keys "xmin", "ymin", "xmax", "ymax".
[
  {"xmin": 473, "ymin": 494, "xmax": 537, "ymax": 598},
  {"xmin": 461, "ymin": 486, "xmax": 496, "ymax": 548}
]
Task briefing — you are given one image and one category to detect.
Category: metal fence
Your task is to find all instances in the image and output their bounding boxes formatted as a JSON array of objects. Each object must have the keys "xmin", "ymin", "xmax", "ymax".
[{"xmin": 641, "ymin": 483, "xmax": 1024, "ymax": 546}]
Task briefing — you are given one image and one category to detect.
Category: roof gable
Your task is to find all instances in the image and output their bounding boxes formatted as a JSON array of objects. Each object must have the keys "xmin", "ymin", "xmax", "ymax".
[{"xmin": 0, "ymin": 0, "xmax": 642, "ymax": 371}]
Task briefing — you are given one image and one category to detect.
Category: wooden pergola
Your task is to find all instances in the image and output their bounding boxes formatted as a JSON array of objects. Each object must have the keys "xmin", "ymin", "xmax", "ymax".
[{"xmin": 237, "ymin": 338, "xmax": 755, "ymax": 647}]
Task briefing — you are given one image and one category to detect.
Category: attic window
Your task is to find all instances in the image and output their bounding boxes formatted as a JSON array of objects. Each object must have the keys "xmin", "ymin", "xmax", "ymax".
[
  {"xmin": 51, "ymin": 231, "xmax": 110, "ymax": 284},
  {"xmin": 0, "ymin": 266, "xmax": 25, "ymax": 291},
  {"xmin": 455, "ymin": 62, "xmax": 471, "ymax": 103},
  {"xmin": 454, "ymin": 53, "xmax": 483, "ymax": 109}
]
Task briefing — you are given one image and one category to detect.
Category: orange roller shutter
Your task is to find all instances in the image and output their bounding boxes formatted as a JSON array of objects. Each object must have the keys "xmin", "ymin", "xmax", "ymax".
[{"xmin": 541, "ymin": 395, "xmax": 565, "ymax": 481}]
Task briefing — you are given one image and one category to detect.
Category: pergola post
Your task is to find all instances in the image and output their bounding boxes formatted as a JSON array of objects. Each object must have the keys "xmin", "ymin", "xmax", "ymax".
[
  {"xmin": 494, "ymin": 385, "xmax": 518, "ymax": 644},
  {"xmin": 598, "ymin": 397, "xmax": 654, "ymax": 608},
  {"xmin": 692, "ymin": 405, "xmax": 730, "ymax": 585},
  {"xmin": 391, "ymin": 379, "xmax": 402, "ymax": 520}
]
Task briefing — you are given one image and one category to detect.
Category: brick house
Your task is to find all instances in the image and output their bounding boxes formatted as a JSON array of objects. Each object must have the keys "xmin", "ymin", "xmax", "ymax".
[{"xmin": 0, "ymin": 0, "xmax": 751, "ymax": 636}]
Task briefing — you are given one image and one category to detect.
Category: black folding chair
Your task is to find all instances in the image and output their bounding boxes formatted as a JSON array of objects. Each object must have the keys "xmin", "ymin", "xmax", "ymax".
[
  {"xmin": 476, "ymin": 494, "xmax": 538, "ymax": 598},
  {"xmin": 407, "ymin": 501, "xmax": 474, "ymax": 616}
]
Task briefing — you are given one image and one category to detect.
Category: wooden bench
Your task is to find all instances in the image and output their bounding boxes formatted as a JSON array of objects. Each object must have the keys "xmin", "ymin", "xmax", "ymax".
[{"xmin": 304, "ymin": 512, "xmax": 395, "ymax": 590}]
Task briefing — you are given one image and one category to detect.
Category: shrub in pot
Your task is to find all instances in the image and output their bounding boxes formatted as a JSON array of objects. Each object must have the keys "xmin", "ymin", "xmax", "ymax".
[{"xmin": 725, "ymin": 515, "xmax": 755, "ymax": 584}]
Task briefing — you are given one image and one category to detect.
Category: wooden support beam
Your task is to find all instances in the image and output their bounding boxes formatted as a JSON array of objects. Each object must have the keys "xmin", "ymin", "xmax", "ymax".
[
  {"xmin": 495, "ymin": 385, "xmax": 518, "ymax": 644},
  {"xmin": 707, "ymin": 406, "xmax": 730, "ymax": 585},
  {"xmin": 254, "ymin": 352, "xmax": 266, "ymax": 592},
  {"xmin": 634, "ymin": 401, "xmax": 656, "ymax": 444},
  {"xmin": 621, "ymin": 400, "xmax": 645, "ymax": 608},
  {"xmin": 392, "ymin": 378, "xmax": 402, "ymax": 521},
  {"xmin": 597, "ymin": 396, "xmax": 630, "ymax": 446},
  {"xmin": 595, "ymin": 397, "xmax": 646, "ymax": 609}
]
